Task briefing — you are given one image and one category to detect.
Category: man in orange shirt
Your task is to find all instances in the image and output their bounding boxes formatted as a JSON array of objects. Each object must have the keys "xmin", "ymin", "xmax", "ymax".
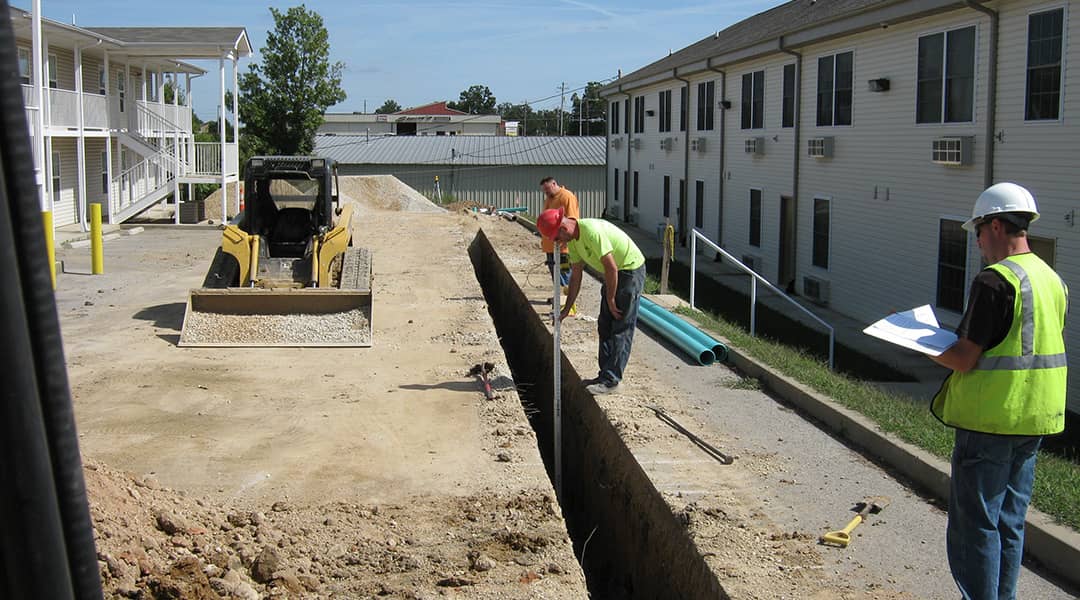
[{"xmin": 540, "ymin": 177, "xmax": 579, "ymax": 298}]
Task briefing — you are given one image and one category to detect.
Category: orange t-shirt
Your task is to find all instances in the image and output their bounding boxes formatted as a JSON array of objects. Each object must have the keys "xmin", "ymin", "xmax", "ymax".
[{"xmin": 540, "ymin": 186, "xmax": 580, "ymax": 253}]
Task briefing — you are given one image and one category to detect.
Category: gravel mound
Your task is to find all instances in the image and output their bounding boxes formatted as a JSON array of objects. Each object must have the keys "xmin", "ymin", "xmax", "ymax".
[
  {"xmin": 338, "ymin": 175, "xmax": 444, "ymax": 213},
  {"xmin": 181, "ymin": 308, "xmax": 371, "ymax": 346}
]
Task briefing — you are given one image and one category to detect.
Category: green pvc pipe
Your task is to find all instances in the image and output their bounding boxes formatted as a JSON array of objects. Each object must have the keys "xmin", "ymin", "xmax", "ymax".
[
  {"xmin": 640, "ymin": 297, "xmax": 729, "ymax": 362},
  {"xmin": 638, "ymin": 300, "xmax": 716, "ymax": 365}
]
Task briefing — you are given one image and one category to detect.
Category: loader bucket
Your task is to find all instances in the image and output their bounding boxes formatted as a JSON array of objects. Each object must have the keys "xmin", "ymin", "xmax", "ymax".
[{"xmin": 179, "ymin": 288, "xmax": 372, "ymax": 347}]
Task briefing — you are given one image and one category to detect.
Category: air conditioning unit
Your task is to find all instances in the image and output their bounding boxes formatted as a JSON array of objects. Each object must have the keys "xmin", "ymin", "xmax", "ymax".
[
  {"xmin": 690, "ymin": 137, "xmax": 707, "ymax": 152},
  {"xmin": 931, "ymin": 136, "xmax": 974, "ymax": 166},
  {"xmin": 610, "ymin": 137, "xmax": 622, "ymax": 149},
  {"xmin": 741, "ymin": 254, "xmax": 762, "ymax": 273},
  {"xmin": 660, "ymin": 137, "xmax": 674, "ymax": 151},
  {"xmin": 745, "ymin": 137, "xmax": 765, "ymax": 155},
  {"xmin": 807, "ymin": 136, "xmax": 834, "ymax": 158},
  {"xmin": 803, "ymin": 275, "xmax": 831, "ymax": 305},
  {"xmin": 630, "ymin": 138, "xmax": 642, "ymax": 150}
]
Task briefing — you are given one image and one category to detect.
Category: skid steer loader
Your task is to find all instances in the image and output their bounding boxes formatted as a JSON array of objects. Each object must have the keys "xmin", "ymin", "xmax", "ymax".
[{"xmin": 179, "ymin": 156, "xmax": 372, "ymax": 347}]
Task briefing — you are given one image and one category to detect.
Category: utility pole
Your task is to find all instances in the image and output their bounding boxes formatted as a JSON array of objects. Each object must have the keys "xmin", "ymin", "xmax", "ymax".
[
  {"xmin": 559, "ymin": 82, "xmax": 566, "ymax": 136},
  {"xmin": 523, "ymin": 100, "xmax": 528, "ymax": 137},
  {"xmin": 578, "ymin": 94, "xmax": 582, "ymax": 136}
]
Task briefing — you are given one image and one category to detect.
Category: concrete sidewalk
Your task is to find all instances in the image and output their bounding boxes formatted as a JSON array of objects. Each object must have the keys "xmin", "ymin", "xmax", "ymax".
[{"xmin": 618, "ymin": 222, "xmax": 951, "ymax": 397}]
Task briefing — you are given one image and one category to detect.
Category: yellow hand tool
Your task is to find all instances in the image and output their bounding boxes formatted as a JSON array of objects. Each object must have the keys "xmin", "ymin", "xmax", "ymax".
[{"xmin": 820, "ymin": 496, "xmax": 890, "ymax": 547}]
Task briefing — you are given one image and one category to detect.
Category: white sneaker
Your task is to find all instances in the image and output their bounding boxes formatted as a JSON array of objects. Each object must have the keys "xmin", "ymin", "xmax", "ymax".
[{"xmin": 586, "ymin": 381, "xmax": 621, "ymax": 395}]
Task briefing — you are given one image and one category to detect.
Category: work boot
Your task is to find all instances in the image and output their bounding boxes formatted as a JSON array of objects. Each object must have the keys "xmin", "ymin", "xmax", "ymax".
[
  {"xmin": 561, "ymin": 286, "xmax": 570, "ymax": 295},
  {"xmin": 586, "ymin": 380, "xmax": 620, "ymax": 395}
]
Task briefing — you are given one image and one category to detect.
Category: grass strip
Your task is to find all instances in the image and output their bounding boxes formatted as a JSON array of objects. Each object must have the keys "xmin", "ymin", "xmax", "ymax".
[{"xmin": 669, "ymin": 303, "xmax": 1080, "ymax": 532}]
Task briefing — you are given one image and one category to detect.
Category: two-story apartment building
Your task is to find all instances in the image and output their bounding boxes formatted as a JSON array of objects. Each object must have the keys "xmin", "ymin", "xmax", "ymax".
[
  {"xmin": 11, "ymin": 6, "xmax": 251, "ymax": 229},
  {"xmin": 600, "ymin": 0, "xmax": 1080, "ymax": 414}
]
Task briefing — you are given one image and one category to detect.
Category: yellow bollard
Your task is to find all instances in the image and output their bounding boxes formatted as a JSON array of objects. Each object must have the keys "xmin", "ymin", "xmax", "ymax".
[
  {"xmin": 90, "ymin": 203, "xmax": 103, "ymax": 275},
  {"xmin": 42, "ymin": 210, "xmax": 56, "ymax": 289}
]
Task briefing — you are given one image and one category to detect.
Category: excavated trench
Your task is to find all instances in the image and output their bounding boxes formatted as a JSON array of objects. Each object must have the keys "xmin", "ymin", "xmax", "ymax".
[{"xmin": 469, "ymin": 230, "xmax": 728, "ymax": 599}]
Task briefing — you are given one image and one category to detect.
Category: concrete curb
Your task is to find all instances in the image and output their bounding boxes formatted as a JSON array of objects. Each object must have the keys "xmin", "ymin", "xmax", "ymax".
[
  {"xmin": 62, "ymin": 226, "xmax": 145, "ymax": 248},
  {"xmin": 714, "ymin": 325, "xmax": 1080, "ymax": 590}
]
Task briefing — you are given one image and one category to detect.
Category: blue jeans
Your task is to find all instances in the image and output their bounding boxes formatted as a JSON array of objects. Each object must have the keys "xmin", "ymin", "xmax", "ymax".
[
  {"xmin": 597, "ymin": 265, "xmax": 645, "ymax": 385},
  {"xmin": 947, "ymin": 429, "xmax": 1041, "ymax": 600},
  {"xmin": 545, "ymin": 252, "xmax": 571, "ymax": 287}
]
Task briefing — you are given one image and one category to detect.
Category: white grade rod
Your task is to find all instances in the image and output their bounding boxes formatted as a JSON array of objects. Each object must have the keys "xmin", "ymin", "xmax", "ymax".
[{"xmin": 553, "ymin": 253, "xmax": 563, "ymax": 500}]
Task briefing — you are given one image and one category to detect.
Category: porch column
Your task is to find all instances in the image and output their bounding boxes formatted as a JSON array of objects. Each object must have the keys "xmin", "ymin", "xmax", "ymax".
[
  {"xmin": 104, "ymin": 52, "xmax": 114, "ymax": 222},
  {"xmin": 232, "ymin": 54, "xmax": 239, "ymax": 158},
  {"xmin": 75, "ymin": 43, "xmax": 88, "ymax": 230},
  {"xmin": 31, "ymin": 0, "xmax": 46, "ymax": 209},
  {"xmin": 173, "ymin": 72, "xmax": 181, "ymax": 224},
  {"xmin": 186, "ymin": 74, "xmax": 194, "ymax": 174},
  {"xmin": 219, "ymin": 55, "xmax": 227, "ymax": 220}
]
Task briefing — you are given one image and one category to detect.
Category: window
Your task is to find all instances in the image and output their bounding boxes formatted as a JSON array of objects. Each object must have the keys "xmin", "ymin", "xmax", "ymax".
[
  {"xmin": 695, "ymin": 181, "xmax": 705, "ymax": 228},
  {"xmin": 623, "ymin": 98, "xmax": 630, "ymax": 133},
  {"xmin": 624, "ymin": 171, "xmax": 630, "ymax": 210},
  {"xmin": 917, "ymin": 27, "xmax": 975, "ymax": 123},
  {"xmin": 101, "ymin": 151, "xmax": 108, "ymax": 194},
  {"xmin": 782, "ymin": 64, "xmax": 796, "ymax": 128},
  {"xmin": 936, "ymin": 219, "xmax": 967, "ymax": 312},
  {"xmin": 816, "ymin": 51, "xmax": 853, "ymax": 126},
  {"xmin": 51, "ymin": 151, "xmax": 61, "ymax": 207},
  {"xmin": 98, "ymin": 67, "xmax": 106, "ymax": 95},
  {"xmin": 741, "ymin": 70, "xmax": 764, "ymax": 129},
  {"xmin": 749, "ymin": 189, "xmax": 762, "ymax": 247},
  {"xmin": 117, "ymin": 73, "xmax": 125, "ymax": 112},
  {"xmin": 812, "ymin": 198, "xmax": 830, "ymax": 268},
  {"xmin": 633, "ymin": 96, "xmax": 645, "ymax": 133},
  {"xmin": 614, "ymin": 168, "xmax": 619, "ymax": 202},
  {"xmin": 1028, "ymin": 235, "xmax": 1056, "ymax": 267},
  {"xmin": 679, "ymin": 86, "xmax": 688, "ymax": 131},
  {"xmin": 659, "ymin": 90, "xmax": 672, "ymax": 132},
  {"xmin": 663, "ymin": 175, "xmax": 671, "ymax": 218},
  {"xmin": 696, "ymin": 81, "xmax": 715, "ymax": 130},
  {"xmin": 18, "ymin": 47, "xmax": 30, "ymax": 84},
  {"xmin": 633, "ymin": 171, "xmax": 639, "ymax": 207},
  {"xmin": 47, "ymin": 54, "xmax": 57, "ymax": 89},
  {"xmin": 1026, "ymin": 8, "xmax": 1064, "ymax": 120},
  {"xmin": 610, "ymin": 101, "xmax": 620, "ymax": 134}
]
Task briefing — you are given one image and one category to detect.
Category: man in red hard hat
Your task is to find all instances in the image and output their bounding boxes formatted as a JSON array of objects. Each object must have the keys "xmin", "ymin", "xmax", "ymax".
[{"xmin": 537, "ymin": 208, "xmax": 646, "ymax": 395}]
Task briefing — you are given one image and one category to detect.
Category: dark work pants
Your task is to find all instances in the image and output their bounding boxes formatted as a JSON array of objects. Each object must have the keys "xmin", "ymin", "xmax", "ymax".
[
  {"xmin": 545, "ymin": 252, "xmax": 571, "ymax": 287},
  {"xmin": 597, "ymin": 265, "xmax": 645, "ymax": 384}
]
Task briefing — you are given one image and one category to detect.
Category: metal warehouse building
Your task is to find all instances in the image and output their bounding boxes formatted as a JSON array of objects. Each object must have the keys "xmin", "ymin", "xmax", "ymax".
[{"xmin": 314, "ymin": 135, "xmax": 606, "ymax": 216}]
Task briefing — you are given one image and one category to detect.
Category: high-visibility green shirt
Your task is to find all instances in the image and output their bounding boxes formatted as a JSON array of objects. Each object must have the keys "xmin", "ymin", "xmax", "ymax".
[
  {"xmin": 567, "ymin": 219, "xmax": 645, "ymax": 273},
  {"xmin": 932, "ymin": 252, "xmax": 1068, "ymax": 435}
]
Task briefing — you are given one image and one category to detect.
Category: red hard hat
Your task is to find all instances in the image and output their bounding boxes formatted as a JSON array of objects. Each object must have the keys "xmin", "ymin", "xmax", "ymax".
[{"xmin": 537, "ymin": 208, "xmax": 564, "ymax": 239}]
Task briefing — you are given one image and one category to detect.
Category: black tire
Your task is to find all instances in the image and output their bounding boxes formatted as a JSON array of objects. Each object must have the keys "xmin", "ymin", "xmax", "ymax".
[
  {"xmin": 340, "ymin": 247, "xmax": 371, "ymax": 291},
  {"xmin": 201, "ymin": 247, "xmax": 239, "ymax": 288}
]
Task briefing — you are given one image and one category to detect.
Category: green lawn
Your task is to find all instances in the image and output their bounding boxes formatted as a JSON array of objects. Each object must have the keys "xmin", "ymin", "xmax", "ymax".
[{"xmin": 669, "ymin": 302, "xmax": 1080, "ymax": 532}]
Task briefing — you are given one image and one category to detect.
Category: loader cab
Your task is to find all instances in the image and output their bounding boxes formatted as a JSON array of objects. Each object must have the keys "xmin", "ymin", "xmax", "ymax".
[{"xmin": 242, "ymin": 156, "xmax": 337, "ymax": 258}]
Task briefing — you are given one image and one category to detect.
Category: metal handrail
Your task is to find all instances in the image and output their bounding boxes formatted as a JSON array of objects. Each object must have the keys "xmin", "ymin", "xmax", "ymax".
[{"xmin": 689, "ymin": 228, "xmax": 835, "ymax": 370}]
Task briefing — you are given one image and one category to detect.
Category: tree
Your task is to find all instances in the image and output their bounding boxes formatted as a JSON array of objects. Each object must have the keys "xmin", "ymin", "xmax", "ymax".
[
  {"xmin": 449, "ymin": 84, "xmax": 496, "ymax": 114},
  {"xmin": 374, "ymin": 99, "xmax": 401, "ymax": 114},
  {"xmin": 236, "ymin": 5, "xmax": 346, "ymax": 156}
]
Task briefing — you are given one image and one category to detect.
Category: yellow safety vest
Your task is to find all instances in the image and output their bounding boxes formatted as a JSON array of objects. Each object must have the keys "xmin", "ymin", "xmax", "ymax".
[{"xmin": 932, "ymin": 253, "xmax": 1068, "ymax": 435}]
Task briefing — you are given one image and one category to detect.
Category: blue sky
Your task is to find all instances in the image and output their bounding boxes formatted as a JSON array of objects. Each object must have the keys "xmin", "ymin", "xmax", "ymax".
[{"xmin": 25, "ymin": 0, "xmax": 786, "ymax": 120}]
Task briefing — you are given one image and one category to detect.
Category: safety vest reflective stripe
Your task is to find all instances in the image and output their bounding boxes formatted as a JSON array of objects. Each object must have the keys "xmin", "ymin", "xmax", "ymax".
[{"xmin": 976, "ymin": 353, "xmax": 1068, "ymax": 370}]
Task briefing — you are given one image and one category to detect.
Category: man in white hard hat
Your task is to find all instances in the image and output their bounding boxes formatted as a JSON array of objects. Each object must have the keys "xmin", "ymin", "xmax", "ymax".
[{"xmin": 930, "ymin": 182, "xmax": 1068, "ymax": 600}]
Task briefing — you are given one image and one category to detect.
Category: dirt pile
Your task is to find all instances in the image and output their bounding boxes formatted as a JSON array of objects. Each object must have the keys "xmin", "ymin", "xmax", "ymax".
[
  {"xmin": 86, "ymin": 457, "xmax": 580, "ymax": 599},
  {"xmin": 337, "ymin": 176, "xmax": 443, "ymax": 213}
]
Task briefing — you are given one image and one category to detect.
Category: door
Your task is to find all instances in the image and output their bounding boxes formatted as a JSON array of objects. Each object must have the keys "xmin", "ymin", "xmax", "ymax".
[{"xmin": 779, "ymin": 195, "xmax": 797, "ymax": 292}]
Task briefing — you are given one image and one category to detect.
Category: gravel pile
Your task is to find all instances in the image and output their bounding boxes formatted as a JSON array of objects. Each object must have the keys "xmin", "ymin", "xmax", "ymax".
[
  {"xmin": 181, "ymin": 308, "xmax": 371, "ymax": 346},
  {"xmin": 338, "ymin": 175, "xmax": 444, "ymax": 213}
]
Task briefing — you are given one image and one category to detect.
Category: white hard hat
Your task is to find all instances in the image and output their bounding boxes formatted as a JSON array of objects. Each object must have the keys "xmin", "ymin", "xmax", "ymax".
[{"xmin": 962, "ymin": 182, "xmax": 1040, "ymax": 232}]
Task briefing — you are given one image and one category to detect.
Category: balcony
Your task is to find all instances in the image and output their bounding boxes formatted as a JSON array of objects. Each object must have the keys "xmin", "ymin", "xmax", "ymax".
[{"xmin": 23, "ymin": 83, "xmax": 193, "ymax": 136}]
